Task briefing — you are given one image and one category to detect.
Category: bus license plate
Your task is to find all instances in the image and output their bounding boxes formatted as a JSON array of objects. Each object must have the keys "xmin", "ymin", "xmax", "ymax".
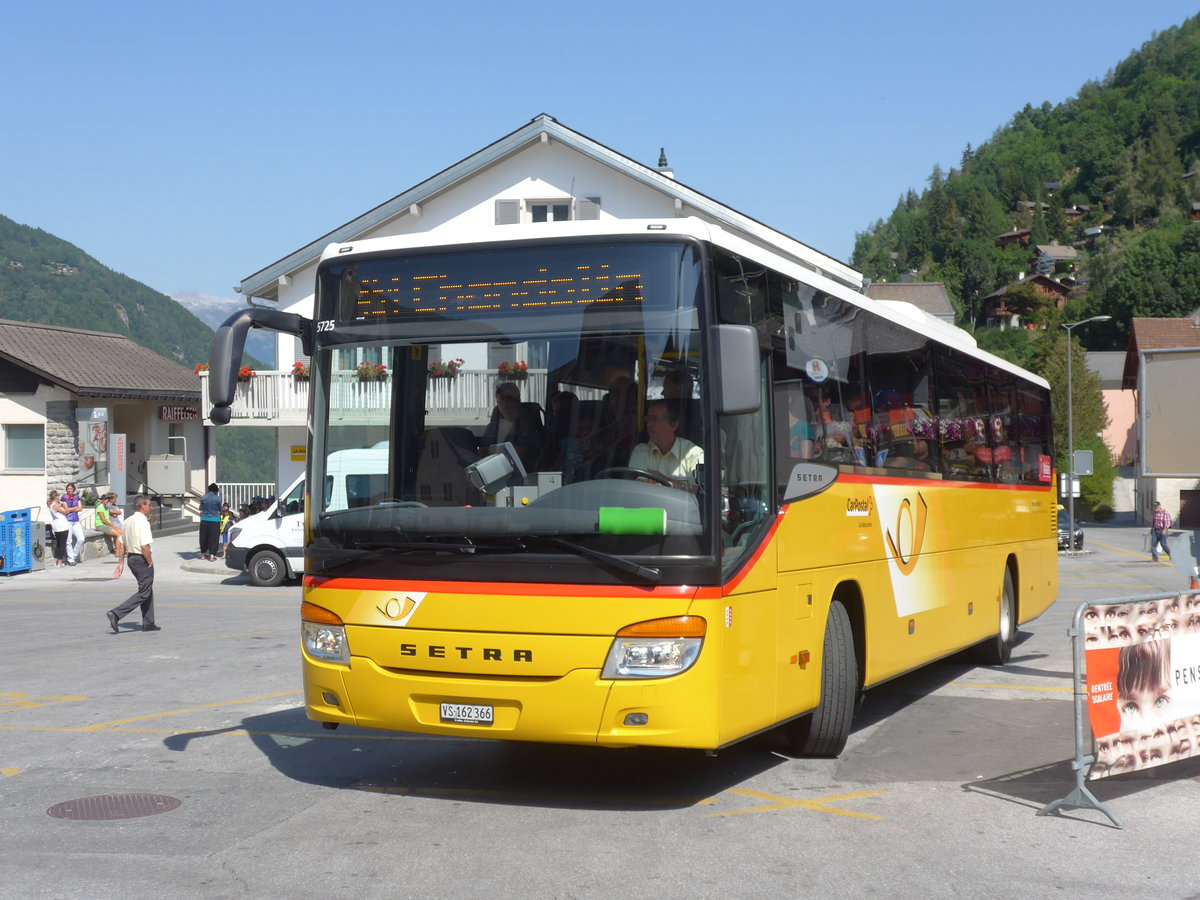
[{"xmin": 440, "ymin": 703, "xmax": 494, "ymax": 725}]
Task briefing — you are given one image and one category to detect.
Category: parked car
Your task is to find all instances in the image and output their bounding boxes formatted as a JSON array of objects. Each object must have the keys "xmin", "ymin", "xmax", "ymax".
[{"xmin": 1057, "ymin": 510, "xmax": 1084, "ymax": 550}]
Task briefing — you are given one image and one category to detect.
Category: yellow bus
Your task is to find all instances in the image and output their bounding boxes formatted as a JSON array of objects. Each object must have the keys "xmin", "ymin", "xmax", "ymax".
[{"xmin": 210, "ymin": 218, "xmax": 1057, "ymax": 756}]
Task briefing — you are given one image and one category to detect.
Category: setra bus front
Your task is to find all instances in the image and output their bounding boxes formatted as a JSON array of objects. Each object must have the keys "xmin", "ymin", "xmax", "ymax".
[{"xmin": 297, "ymin": 228, "xmax": 767, "ymax": 749}]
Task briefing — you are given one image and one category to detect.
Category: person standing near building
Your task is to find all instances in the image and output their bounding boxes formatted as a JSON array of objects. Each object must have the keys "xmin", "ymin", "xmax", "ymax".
[
  {"xmin": 61, "ymin": 483, "xmax": 85, "ymax": 565},
  {"xmin": 47, "ymin": 489, "xmax": 70, "ymax": 568},
  {"xmin": 107, "ymin": 495, "xmax": 160, "ymax": 633},
  {"xmin": 1150, "ymin": 501, "xmax": 1173, "ymax": 562},
  {"xmin": 198, "ymin": 483, "xmax": 223, "ymax": 561}
]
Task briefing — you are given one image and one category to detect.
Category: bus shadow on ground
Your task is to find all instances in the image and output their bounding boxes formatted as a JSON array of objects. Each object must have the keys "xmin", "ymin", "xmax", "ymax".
[{"xmin": 164, "ymin": 707, "xmax": 787, "ymax": 811}]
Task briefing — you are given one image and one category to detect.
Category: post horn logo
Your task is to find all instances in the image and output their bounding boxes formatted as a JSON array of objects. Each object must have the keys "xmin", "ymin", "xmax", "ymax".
[
  {"xmin": 378, "ymin": 594, "xmax": 423, "ymax": 624},
  {"xmin": 884, "ymin": 493, "xmax": 928, "ymax": 577}
]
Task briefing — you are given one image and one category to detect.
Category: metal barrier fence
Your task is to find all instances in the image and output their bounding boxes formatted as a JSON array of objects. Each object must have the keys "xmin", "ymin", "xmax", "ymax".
[{"xmin": 216, "ymin": 483, "xmax": 277, "ymax": 511}]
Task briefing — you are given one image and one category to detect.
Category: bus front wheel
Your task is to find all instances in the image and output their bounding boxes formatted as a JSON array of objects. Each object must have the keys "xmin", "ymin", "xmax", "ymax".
[
  {"xmin": 970, "ymin": 567, "xmax": 1015, "ymax": 666},
  {"xmin": 785, "ymin": 600, "xmax": 856, "ymax": 758}
]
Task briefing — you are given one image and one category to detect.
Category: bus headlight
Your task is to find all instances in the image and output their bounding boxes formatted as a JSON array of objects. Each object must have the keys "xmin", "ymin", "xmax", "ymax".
[
  {"xmin": 302, "ymin": 601, "xmax": 350, "ymax": 664},
  {"xmin": 601, "ymin": 616, "xmax": 705, "ymax": 679}
]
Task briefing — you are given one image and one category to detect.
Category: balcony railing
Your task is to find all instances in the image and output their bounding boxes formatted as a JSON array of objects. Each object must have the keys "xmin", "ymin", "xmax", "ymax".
[{"xmin": 200, "ymin": 369, "xmax": 552, "ymax": 425}]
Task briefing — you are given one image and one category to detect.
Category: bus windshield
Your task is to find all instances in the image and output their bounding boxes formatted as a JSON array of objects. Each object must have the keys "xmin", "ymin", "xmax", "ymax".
[{"xmin": 309, "ymin": 239, "xmax": 713, "ymax": 574}]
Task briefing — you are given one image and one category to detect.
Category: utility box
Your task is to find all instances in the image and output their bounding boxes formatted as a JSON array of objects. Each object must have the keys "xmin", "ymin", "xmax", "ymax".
[{"xmin": 146, "ymin": 454, "xmax": 186, "ymax": 495}]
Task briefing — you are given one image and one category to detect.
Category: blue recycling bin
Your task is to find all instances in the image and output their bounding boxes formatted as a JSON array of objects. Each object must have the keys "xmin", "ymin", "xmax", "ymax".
[{"xmin": 0, "ymin": 508, "xmax": 33, "ymax": 575}]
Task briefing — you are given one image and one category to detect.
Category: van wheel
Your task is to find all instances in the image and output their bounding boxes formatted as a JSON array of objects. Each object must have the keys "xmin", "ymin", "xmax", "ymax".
[
  {"xmin": 249, "ymin": 550, "xmax": 287, "ymax": 587},
  {"xmin": 971, "ymin": 568, "xmax": 1015, "ymax": 665},
  {"xmin": 785, "ymin": 600, "xmax": 857, "ymax": 758}
]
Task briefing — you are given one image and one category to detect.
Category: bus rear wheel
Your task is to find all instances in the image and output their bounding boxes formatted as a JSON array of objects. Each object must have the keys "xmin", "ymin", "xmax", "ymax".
[
  {"xmin": 970, "ymin": 567, "xmax": 1015, "ymax": 665},
  {"xmin": 786, "ymin": 600, "xmax": 856, "ymax": 758}
]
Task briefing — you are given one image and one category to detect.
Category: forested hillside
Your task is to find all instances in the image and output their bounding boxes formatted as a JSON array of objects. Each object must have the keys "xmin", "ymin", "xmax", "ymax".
[
  {"xmin": 0, "ymin": 214, "xmax": 223, "ymax": 365},
  {"xmin": 852, "ymin": 14, "xmax": 1200, "ymax": 353}
]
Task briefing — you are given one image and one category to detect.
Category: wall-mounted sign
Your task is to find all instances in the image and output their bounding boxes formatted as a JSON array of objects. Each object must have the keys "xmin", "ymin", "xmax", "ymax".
[
  {"xmin": 290, "ymin": 445, "xmax": 307, "ymax": 462},
  {"xmin": 160, "ymin": 406, "xmax": 199, "ymax": 421}
]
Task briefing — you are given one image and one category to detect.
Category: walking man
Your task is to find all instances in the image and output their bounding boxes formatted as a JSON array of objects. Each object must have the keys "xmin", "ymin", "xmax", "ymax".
[
  {"xmin": 1150, "ymin": 500, "xmax": 1172, "ymax": 562},
  {"xmin": 107, "ymin": 494, "xmax": 161, "ymax": 633}
]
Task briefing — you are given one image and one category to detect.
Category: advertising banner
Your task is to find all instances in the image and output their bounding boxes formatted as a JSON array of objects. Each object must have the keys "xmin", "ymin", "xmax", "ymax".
[
  {"xmin": 1084, "ymin": 593, "xmax": 1200, "ymax": 779},
  {"xmin": 76, "ymin": 407, "xmax": 109, "ymax": 486}
]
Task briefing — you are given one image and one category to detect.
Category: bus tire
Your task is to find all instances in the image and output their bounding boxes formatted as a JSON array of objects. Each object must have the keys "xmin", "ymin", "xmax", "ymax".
[
  {"xmin": 249, "ymin": 549, "xmax": 287, "ymax": 587},
  {"xmin": 786, "ymin": 600, "xmax": 856, "ymax": 758},
  {"xmin": 970, "ymin": 567, "xmax": 1015, "ymax": 665}
]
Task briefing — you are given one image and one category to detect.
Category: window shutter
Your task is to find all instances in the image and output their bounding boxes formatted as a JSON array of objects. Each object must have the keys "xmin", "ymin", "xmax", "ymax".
[
  {"xmin": 575, "ymin": 197, "xmax": 600, "ymax": 221},
  {"xmin": 495, "ymin": 199, "xmax": 520, "ymax": 225}
]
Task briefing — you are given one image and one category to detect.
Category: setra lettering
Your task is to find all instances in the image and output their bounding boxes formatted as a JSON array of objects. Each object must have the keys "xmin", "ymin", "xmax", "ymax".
[{"xmin": 398, "ymin": 642, "xmax": 532, "ymax": 662}]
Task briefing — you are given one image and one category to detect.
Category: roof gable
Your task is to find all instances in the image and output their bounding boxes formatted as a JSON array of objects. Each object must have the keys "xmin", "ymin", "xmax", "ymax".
[
  {"xmin": 1122, "ymin": 316, "xmax": 1200, "ymax": 388},
  {"xmin": 863, "ymin": 282, "xmax": 955, "ymax": 320},
  {"xmin": 0, "ymin": 319, "xmax": 199, "ymax": 399},
  {"xmin": 238, "ymin": 114, "xmax": 861, "ymax": 301}
]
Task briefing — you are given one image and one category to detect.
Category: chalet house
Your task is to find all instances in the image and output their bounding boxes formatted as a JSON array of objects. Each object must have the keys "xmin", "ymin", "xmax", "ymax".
[
  {"xmin": 1032, "ymin": 242, "xmax": 1079, "ymax": 276},
  {"xmin": 213, "ymin": 114, "xmax": 866, "ymax": 491},
  {"xmin": 980, "ymin": 274, "xmax": 1072, "ymax": 329},
  {"xmin": 995, "ymin": 228, "xmax": 1031, "ymax": 249},
  {"xmin": 0, "ymin": 320, "xmax": 206, "ymax": 531},
  {"xmin": 1121, "ymin": 316, "xmax": 1200, "ymax": 528}
]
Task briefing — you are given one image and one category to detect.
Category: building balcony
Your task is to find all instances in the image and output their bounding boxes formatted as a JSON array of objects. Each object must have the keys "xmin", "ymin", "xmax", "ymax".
[{"xmin": 199, "ymin": 369, "xmax": 551, "ymax": 428}]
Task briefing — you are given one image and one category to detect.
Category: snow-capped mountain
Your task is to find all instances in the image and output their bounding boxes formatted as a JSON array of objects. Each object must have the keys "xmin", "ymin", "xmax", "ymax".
[{"xmin": 170, "ymin": 291, "xmax": 276, "ymax": 367}]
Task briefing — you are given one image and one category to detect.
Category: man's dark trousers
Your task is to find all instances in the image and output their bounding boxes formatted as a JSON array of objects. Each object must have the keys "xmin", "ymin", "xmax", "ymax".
[{"xmin": 112, "ymin": 555, "xmax": 155, "ymax": 625}]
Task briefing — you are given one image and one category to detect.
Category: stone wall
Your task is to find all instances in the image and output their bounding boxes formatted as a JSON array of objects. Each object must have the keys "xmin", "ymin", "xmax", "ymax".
[{"xmin": 44, "ymin": 400, "xmax": 78, "ymax": 490}]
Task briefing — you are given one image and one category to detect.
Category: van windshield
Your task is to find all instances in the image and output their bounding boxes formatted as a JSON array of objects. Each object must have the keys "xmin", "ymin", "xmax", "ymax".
[{"xmin": 309, "ymin": 239, "xmax": 713, "ymax": 566}]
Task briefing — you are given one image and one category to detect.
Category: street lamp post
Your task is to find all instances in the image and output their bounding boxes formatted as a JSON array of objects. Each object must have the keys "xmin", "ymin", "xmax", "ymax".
[{"xmin": 1062, "ymin": 316, "xmax": 1111, "ymax": 554}]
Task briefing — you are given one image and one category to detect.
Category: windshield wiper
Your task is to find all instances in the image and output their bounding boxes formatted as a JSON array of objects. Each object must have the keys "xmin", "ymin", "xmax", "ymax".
[
  {"xmin": 310, "ymin": 540, "xmax": 477, "ymax": 576},
  {"xmin": 528, "ymin": 535, "xmax": 661, "ymax": 583}
]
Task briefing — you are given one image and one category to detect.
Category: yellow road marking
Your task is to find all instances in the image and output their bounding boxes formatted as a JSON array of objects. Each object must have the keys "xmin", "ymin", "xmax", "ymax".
[
  {"xmin": 1, "ymin": 767, "xmax": 20, "ymax": 776},
  {"xmin": 943, "ymin": 680, "xmax": 1070, "ymax": 693},
  {"xmin": 81, "ymin": 690, "xmax": 303, "ymax": 730},
  {"xmin": 0, "ymin": 693, "xmax": 87, "ymax": 712},
  {"xmin": 1090, "ymin": 540, "xmax": 1170, "ymax": 563},
  {"xmin": 708, "ymin": 788, "xmax": 884, "ymax": 819}
]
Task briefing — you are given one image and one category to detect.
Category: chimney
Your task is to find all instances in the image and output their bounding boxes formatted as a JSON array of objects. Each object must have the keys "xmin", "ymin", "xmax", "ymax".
[{"xmin": 657, "ymin": 148, "xmax": 675, "ymax": 180}]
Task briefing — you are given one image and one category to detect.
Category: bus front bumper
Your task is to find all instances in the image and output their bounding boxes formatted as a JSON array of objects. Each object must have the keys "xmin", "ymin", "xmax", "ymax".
[{"xmin": 303, "ymin": 655, "xmax": 718, "ymax": 749}]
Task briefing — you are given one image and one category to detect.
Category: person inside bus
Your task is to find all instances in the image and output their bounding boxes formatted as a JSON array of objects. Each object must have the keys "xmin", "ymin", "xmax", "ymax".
[
  {"xmin": 786, "ymin": 388, "xmax": 816, "ymax": 459},
  {"xmin": 661, "ymin": 367, "xmax": 700, "ymax": 442},
  {"xmin": 627, "ymin": 399, "xmax": 703, "ymax": 492},
  {"xmin": 480, "ymin": 380, "xmax": 543, "ymax": 472},
  {"xmin": 594, "ymin": 374, "xmax": 638, "ymax": 468}
]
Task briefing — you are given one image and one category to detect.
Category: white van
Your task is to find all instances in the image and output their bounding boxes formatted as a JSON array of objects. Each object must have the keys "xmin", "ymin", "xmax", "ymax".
[{"xmin": 226, "ymin": 445, "xmax": 390, "ymax": 586}]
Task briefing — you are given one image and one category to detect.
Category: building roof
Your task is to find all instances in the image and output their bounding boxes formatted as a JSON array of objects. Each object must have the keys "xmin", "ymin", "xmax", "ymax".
[
  {"xmin": 1034, "ymin": 244, "xmax": 1079, "ymax": 260},
  {"xmin": 0, "ymin": 319, "xmax": 200, "ymax": 400},
  {"xmin": 238, "ymin": 114, "xmax": 862, "ymax": 301},
  {"xmin": 864, "ymin": 282, "xmax": 955, "ymax": 321},
  {"xmin": 982, "ymin": 274, "xmax": 1072, "ymax": 301},
  {"xmin": 1086, "ymin": 351, "xmax": 1127, "ymax": 389},
  {"xmin": 1122, "ymin": 316, "xmax": 1200, "ymax": 389}
]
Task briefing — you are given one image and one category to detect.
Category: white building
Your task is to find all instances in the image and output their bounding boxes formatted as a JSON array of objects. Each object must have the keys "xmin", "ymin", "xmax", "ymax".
[{"xmin": 212, "ymin": 114, "xmax": 862, "ymax": 489}]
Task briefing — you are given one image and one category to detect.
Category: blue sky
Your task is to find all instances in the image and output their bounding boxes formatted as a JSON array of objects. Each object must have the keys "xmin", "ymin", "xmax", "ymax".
[{"xmin": 4, "ymin": 1, "xmax": 1197, "ymax": 301}]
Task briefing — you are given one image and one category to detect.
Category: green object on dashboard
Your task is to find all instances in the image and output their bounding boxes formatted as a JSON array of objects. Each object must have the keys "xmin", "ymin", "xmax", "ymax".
[{"xmin": 598, "ymin": 507, "xmax": 666, "ymax": 535}]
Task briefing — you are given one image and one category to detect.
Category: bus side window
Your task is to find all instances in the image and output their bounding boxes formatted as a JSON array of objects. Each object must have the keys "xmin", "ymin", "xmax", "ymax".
[{"xmin": 720, "ymin": 357, "xmax": 771, "ymax": 571}]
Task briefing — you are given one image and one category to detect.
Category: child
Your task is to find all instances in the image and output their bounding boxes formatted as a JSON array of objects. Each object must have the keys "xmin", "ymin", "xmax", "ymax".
[{"xmin": 219, "ymin": 503, "xmax": 236, "ymax": 559}]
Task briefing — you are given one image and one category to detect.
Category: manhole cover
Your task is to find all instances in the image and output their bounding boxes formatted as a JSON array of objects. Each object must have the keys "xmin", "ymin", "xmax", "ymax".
[{"xmin": 48, "ymin": 794, "xmax": 181, "ymax": 820}]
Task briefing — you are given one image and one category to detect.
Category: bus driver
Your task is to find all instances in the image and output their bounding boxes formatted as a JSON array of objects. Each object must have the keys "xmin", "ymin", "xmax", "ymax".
[{"xmin": 627, "ymin": 399, "xmax": 703, "ymax": 492}]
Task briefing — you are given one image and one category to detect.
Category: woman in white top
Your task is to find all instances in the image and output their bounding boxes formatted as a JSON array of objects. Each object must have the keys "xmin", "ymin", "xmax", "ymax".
[{"xmin": 47, "ymin": 490, "xmax": 70, "ymax": 567}]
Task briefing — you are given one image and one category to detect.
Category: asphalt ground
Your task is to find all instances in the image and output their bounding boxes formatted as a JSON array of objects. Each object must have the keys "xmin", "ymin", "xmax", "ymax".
[{"xmin": 2, "ymin": 523, "xmax": 1199, "ymax": 899}]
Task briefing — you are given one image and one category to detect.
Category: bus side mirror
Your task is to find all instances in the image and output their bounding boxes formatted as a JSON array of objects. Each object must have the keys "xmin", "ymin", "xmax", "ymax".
[{"xmin": 711, "ymin": 324, "xmax": 761, "ymax": 415}]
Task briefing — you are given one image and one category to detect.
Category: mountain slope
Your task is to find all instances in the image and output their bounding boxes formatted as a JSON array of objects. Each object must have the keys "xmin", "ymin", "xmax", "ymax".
[
  {"xmin": 0, "ymin": 213, "xmax": 218, "ymax": 366},
  {"xmin": 851, "ymin": 13, "xmax": 1200, "ymax": 350}
]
